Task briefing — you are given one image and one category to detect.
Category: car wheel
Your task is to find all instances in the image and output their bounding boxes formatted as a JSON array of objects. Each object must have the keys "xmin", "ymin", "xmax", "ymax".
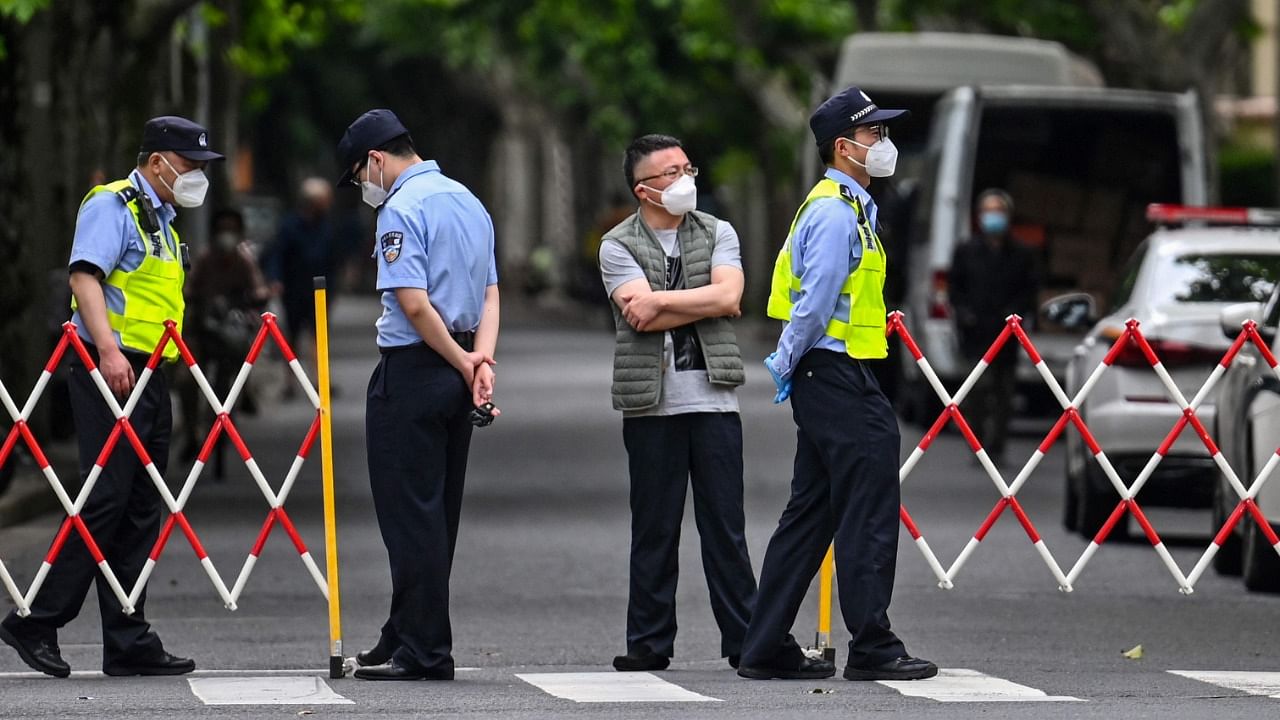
[
  {"xmin": 1242, "ymin": 520, "xmax": 1280, "ymax": 593},
  {"xmin": 1211, "ymin": 479, "xmax": 1243, "ymax": 576},
  {"xmin": 1077, "ymin": 462, "xmax": 1124, "ymax": 541}
]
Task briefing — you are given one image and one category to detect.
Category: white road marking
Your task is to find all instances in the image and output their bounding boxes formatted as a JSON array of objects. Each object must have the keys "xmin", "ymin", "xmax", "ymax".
[
  {"xmin": 0, "ymin": 666, "xmax": 481, "ymax": 680},
  {"xmin": 1170, "ymin": 670, "xmax": 1280, "ymax": 698},
  {"xmin": 516, "ymin": 672, "xmax": 720, "ymax": 703},
  {"xmin": 877, "ymin": 668, "xmax": 1082, "ymax": 702},
  {"xmin": 188, "ymin": 676, "xmax": 352, "ymax": 705}
]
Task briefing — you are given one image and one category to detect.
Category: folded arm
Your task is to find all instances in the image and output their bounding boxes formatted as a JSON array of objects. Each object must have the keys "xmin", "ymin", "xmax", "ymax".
[{"xmin": 614, "ymin": 265, "xmax": 743, "ymax": 333}]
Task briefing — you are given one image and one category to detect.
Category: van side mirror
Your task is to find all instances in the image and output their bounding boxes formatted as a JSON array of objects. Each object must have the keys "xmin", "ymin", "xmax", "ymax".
[
  {"xmin": 1041, "ymin": 293, "xmax": 1096, "ymax": 330},
  {"xmin": 1219, "ymin": 302, "xmax": 1264, "ymax": 340}
]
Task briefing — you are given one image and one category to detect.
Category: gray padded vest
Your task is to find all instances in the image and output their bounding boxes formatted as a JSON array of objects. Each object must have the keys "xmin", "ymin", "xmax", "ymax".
[{"xmin": 605, "ymin": 210, "xmax": 744, "ymax": 411}]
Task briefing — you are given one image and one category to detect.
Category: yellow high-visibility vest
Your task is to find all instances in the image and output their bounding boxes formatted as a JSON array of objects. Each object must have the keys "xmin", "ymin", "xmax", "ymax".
[
  {"xmin": 766, "ymin": 177, "xmax": 887, "ymax": 359},
  {"xmin": 71, "ymin": 179, "xmax": 185, "ymax": 361}
]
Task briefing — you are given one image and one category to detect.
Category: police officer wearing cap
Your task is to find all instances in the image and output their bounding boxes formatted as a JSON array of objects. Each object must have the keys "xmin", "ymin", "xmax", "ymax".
[
  {"xmin": 0, "ymin": 116, "xmax": 219, "ymax": 678},
  {"xmin": 336, "ymin": 109, "xmax": 500, "ymax": 681},
  {"xmin": 737, "ymin": 87, "xmax": 937, "ymax": 682}
]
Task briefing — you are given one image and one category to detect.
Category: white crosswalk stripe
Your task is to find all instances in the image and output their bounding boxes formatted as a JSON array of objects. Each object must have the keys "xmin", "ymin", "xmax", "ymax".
[
  {"xmin": 188, "ymin": 676, "xmax": 352, "ymax": 705},
  {"xmin": 516, "ymin": 672, "xmax": 720, "ymax": 703},
  {"xmin": 877, "ymin": 668, "xmax": 1083, "ymax": 702},
  {"xmin": 1170, "ymin": 671, "xmax": 1280, "ymax": 698}
]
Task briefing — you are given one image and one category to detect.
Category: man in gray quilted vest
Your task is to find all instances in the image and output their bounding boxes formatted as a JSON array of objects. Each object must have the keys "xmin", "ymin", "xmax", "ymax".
[{"xmin": 599, "ymin": 134, "xmax": 758, "ymax": 672}]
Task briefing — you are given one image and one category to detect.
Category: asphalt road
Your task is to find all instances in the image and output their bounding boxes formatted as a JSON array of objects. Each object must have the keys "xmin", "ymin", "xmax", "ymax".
[{"xmin": 1, "ymin": 296, "xmax": 1278, "ymax": 719}]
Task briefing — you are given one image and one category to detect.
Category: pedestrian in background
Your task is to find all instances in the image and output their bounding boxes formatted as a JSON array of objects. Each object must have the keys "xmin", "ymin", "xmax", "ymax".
[
  {"xmin": 336, "ymin": 109, "xmax": 500, "ymax": 681},
  {"xmin": 176, "ymin": 207, "xmax": 269, "ymax": 467},
  {"xmin": 740, "ymin": 87, "xmax": 937, "ymax": 682},
  {"xmin": 263, "ymin": 177, "xmax": 337, "ymax": 355},
  {"xmin": 949, "ymin": 189, "xmax": 1039, "ymax": 465},
  {"xmin": 0, "ymin": 116, "xmax": 217, "ymax": 678},
  {"xmin": 600, "ymin": 133, "xmax": 757, "ymax": 673}
]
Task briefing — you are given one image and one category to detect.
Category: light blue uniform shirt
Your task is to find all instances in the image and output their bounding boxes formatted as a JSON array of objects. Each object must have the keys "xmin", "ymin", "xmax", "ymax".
[
  {"xmin": 772, "ymin": 167, "xmax": 877, "ymax": 379},
  {"xmin": 373, "ymin": 160, "xmax": 498, "ymax": 348},
  {"xmin": 68, "ymin": 169, "xmax": 178, "ymax": 349}
]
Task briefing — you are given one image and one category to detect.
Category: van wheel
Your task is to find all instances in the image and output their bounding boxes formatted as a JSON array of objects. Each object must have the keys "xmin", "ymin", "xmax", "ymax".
[
  {"xmin": 1077, "ymin": 464, "xmax": 1122, "ymax": 541},
  {"xmin": 1211, "ymin": 481, "xmax": 1243, "ymax": 576},
  {"xmin": 1242, "ymin": 521, "xmax": 1280, "ymax": 593}
]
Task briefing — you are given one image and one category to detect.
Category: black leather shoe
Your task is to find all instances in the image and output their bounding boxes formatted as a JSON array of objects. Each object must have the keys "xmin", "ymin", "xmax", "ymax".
[
  {"xmin": 354, "ymin": 662, "xmax": 453, "ymax": 681},
  {"xmin": 0, "ymin": 622, "xmax": 70, "ymax": 678},
  {"xmin": 737, "ymin": 655, "xmax": 835, "ymax": 680},
  {"xmin": 103, "ymin": 650, "xmax": 195, "ymax": 676},
  {"xmin": 728, "ymin": 655, "xmax": 740, "ymax": 669},
  {"xmin": 612, "ymin": 647, "xmax": 670, "ymax": 672},
  {"xmin": 356, "ymin": 641, "xmax": 395, "ymax": 667},
  {"xmin": 843, "ymin": 655, "xmax": 938, "ymax": 681}
]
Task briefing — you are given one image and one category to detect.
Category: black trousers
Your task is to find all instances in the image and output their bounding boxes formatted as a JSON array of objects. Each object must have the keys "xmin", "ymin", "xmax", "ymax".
[
  {"xmin": 622, "ymin": 412, "xmax": 757, "ymax": 658},
  {"xmin": 740, "ymin": 350, "xmax": 907, "ymax": 669},
  {"xmin": 365, "ymin": 344, "xmax": 473, "ymax": 673},
  {"xmin": 4, "ymin": 346, "xmax": 167, "ymax": 664}
]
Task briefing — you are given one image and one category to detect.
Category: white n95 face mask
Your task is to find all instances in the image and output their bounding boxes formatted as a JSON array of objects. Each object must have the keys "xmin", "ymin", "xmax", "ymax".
[
  {"xmin": 647, "ymin": 174, "xmax": 697, "ymax": 215},
  {"xmin": 361, "ymin": 159, "xmax": 389, "ymax": 208},
  {"xmin": 850, "ymin": 137, "xmax": 899, "ymax": 178},
  {"xmin": 159, "ymin": 155, "xmax": 210, "ymax": 207}
]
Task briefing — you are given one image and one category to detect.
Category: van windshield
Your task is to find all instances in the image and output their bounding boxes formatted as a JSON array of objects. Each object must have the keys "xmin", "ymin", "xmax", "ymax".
[{"xmin": 1158, "ymin": 253, "xmax": 1280, "ymax": 305}]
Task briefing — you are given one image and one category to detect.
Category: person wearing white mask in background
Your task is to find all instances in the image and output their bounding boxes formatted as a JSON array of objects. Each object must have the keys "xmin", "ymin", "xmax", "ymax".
[
  {"xmin": 1, "ymin": 116, "xmax": 220, "ymax": 678},
  {"xmin": 599, "ymin": 134, "xmax": 758, "ymax": 673},
  {"xmin": 740, "ymin": 87, "xmax": 937, "ymax": 682}
]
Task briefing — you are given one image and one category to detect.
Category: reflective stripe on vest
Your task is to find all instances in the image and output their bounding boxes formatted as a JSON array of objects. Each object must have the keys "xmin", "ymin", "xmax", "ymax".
[
  {"xmin": 766, "ymin": 178, "xmax": 887, "ymax": 359},
  {"xmin": 71, "ymin": 179, "xmax": 185, "ymax": 360}
]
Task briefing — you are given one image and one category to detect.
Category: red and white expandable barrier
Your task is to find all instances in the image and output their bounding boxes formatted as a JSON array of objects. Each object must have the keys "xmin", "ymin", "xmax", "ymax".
[
  {"xmin": 889, "ymin": 311, "xmax": 1280, "ymax": 594},
  {"xmin": 0, "ymin": 312, "xmax": 330, "ymax": 615}
]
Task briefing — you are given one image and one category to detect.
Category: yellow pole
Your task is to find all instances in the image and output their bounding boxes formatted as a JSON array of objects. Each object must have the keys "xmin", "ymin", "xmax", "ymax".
[
  {"xmin": 314, "ymin": 277, "xmax": 344, "ymax": 678},
  {"xmin": 816, "ymin": 543, "xmax": 834, "ymax": 661}
]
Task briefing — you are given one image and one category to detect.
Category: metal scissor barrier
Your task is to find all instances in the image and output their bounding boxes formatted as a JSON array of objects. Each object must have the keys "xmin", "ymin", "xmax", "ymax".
[
  {"xmin": 811, "ymin": 310, "xmax": 1280, "ymax": 656},
  {"xmin": 0, "ymin": 312, "xmax": 330, "ymax": 617},
  {"xmin": 889, "ymin": 310, "xmax": 1280, "ymax": 593}
]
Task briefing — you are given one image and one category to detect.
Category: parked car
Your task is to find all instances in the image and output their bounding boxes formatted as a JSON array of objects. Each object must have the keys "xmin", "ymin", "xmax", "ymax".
[
  {"xmin": 1051, "ymin": 206, "xmax": 1280, "ymax": 539},
  {"xmin": 1211, "ymin": 280, "xmax": 1280, "ymax": 591}
]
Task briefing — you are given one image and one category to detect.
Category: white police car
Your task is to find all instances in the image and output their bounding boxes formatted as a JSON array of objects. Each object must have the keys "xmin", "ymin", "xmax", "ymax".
[
  {"xmin": 1050, "ymin": 205, "xmax": 1280, "ymax": 539},
  {"xmin": 1211, "ymin": 278, "xmax": 1280, "ymax": 591}
]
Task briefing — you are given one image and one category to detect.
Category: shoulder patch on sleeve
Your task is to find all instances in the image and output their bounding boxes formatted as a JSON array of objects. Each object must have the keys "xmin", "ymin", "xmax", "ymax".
[{"xmin": 380, "ymin": 231, "xmax": 404, "ymax": 264}]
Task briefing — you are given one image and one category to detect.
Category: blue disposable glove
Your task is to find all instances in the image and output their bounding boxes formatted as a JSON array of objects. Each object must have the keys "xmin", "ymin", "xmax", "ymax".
[{"xmin": 764, "ymin": 353, "xmax": 792, "ymax": 404}]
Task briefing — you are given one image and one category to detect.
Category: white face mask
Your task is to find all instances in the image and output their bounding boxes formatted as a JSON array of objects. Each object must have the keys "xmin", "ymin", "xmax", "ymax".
[
  {"xmin": 361, "ymin": 156, "xmax": 388, "ymax": 208},
  {"xmin": 644, "ymin": 174, "xmax": 697, "ymax": 215},
  {"xmin": 848, "ymin": 137, "xmax": 899, "ymax": 178},
  {"xmin": 158, "ymin": 155, "xmax": 209, "ymax": 207}
]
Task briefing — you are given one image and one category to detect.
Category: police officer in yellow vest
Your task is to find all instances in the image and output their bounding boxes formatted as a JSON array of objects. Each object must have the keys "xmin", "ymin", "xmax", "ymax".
[
  {"xmin": 1, "ymin": 116, "xmax": 219, "ymax": 678},
  {"xmin": 737, "ymin": 87, "xmax": 937, "ymax": 682}
]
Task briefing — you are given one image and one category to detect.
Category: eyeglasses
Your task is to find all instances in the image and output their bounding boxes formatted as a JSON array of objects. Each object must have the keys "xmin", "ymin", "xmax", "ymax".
[
  {"xmin": 636, "ymin": 165, "xmax": 699, "ymax": 184},
  {"xmin": 347, "ymin": 160, "xmax": 367, "ymax": 187},
  {"xmin": 853, "ymin": 123, "xmax": 888, "ymax": 140}
]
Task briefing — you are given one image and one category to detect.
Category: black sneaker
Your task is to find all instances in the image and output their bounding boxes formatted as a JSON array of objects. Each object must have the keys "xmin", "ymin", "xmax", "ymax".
[{"xmin": 612, "ymin": 647, "xmax": 670, "ymax": 672}]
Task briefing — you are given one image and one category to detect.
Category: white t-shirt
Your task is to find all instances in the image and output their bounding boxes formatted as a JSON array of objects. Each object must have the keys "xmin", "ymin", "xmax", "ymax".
[{"xmin": 599, "ymin": 220, "xmax": 742, "ymax": 417}]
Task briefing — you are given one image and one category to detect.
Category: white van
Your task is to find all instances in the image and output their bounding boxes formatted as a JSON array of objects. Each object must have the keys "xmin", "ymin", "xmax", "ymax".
[{"xmin": 830, "ymin": 34, "xmax": 1208, "ymax": 421}]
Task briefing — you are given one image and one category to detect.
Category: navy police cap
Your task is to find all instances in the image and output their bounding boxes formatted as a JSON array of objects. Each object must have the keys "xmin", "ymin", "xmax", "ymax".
[
  {"xmin": 809, "ymin": 86, "xmax": 908, "ymax": 147},
  {"xmin": 336, "ymin": 108, "xmax": 411, "ymax": 186},
  {"xmin": 139, "ymin": 116, "xmax": 223, "ymax": 161}
]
